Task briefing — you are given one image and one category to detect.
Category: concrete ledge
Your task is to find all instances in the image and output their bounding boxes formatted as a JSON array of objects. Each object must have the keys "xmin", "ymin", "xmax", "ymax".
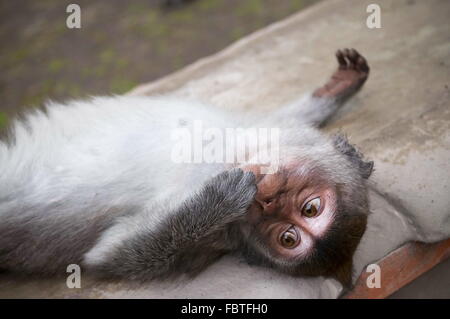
[{"xmin": 345, "ymin": 239, "xmax": 450, "ymax": 299}]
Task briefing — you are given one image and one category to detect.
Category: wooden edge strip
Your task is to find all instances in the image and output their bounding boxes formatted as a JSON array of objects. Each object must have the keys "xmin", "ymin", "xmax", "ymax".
[{"xmin": 343, "ymin": 238, "xmax": 450, "ymax": 299}]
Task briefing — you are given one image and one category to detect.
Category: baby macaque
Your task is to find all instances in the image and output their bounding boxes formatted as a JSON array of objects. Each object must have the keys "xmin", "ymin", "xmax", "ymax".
[{"xmin": 0, "ymin": 49, "xmax": 372, "ymax": 287}]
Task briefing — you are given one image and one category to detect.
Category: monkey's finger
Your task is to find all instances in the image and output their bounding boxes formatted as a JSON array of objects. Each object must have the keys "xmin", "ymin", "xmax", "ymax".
[
  {"xmin": 336, "ymin": 50, "xmax": 347, "ymax": 69},
  {"xmin": 357, "ymin": 55, "xmax": 369, "ymax": 73},
  {"xmin": 228, "ymin": 168, "xmax": 245, "ymax": 185},
  {"xmin": 240, "ymin": 171, "xmax": 256, "ymax": 186},
  {"xmin": 342, "ymin": 48, "xmax": 353, "ymax": 68},
  {"xmin": 348, "ymin": 48, "xmax": 359, "ymax": 64}
]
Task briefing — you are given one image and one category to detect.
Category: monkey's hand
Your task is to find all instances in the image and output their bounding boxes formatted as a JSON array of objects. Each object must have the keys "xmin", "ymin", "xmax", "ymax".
[
  {"xmin": 313, "ymin": 48, "xmax": 369, "ymax": 101},
  {"xmin": 84, "ymin": 168, "xmax": 256, "ymax": 281},
  {"xmin": 196, "ymin": 168, "xmax": 257, "ymax": 223}
]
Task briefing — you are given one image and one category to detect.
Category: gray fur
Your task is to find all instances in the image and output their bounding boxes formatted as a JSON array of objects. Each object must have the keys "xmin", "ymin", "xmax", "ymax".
[
  {"xmin": 89, "ymin": 168, "xmax": 256, "ymax": 280},
  {"xmin": 0, "ymin": 82, "xmax": 372, "ymax": 282}
]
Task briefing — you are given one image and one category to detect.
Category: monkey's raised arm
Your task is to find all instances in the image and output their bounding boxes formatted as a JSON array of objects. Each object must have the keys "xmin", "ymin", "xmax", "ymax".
[
  {"xmin": 270, "ymin": 48, "xmax": 369, "ymax": 127},
  {"xmin": 84, "ymin": 168, "xmax": 256, "ymax": 281}
]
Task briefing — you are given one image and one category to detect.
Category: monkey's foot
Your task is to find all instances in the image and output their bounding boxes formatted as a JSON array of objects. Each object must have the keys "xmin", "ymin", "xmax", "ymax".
[{"xmin": 313, "ymin": 48, "xmax": 369, "ymax": 100}]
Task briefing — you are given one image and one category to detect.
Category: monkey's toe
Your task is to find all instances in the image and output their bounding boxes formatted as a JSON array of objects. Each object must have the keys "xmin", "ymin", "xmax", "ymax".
[
  {"xmin": 349, "ymin": 48, "xmax": 369, "ymax": 73},
  {"xmin": 336, "ymin": 48, "xmax": 369, "ymax": 74},
  {"xmin": 336, "ymin": 50, "xmax": 347, "ymax": 69}
]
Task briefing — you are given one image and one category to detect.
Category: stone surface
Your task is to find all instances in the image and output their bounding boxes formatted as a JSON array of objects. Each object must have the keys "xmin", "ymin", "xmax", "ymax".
[{"xmin": 1, "ymin": 0, "xmax": 449, "ymax": 298}]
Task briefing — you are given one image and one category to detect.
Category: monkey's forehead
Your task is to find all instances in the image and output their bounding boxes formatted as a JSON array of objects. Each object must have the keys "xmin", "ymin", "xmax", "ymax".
[{"xmin": 272, "ymin": 161, "xmax": 331, "ymax": 186}]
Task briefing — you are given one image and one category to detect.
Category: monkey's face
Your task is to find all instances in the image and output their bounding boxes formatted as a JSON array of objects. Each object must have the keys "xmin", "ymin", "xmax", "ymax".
[
  {"xmin": 240, "ymin": 159, "xmax": 369, "ymax": 287},
  {"xmin": 246, "ymin": 167, "xmax": 337, "ymax": 260}
]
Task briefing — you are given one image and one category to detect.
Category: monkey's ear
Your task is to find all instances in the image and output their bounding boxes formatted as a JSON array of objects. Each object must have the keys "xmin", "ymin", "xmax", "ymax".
[{"xmin": 332, "ymin": 134, "xmax": 374, "ymax": 179}]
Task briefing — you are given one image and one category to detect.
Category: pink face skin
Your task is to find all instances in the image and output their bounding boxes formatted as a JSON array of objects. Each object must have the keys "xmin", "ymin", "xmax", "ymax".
[{"xmin": 243, "ymin": 163, "xmax": 338, "ymax": 260}]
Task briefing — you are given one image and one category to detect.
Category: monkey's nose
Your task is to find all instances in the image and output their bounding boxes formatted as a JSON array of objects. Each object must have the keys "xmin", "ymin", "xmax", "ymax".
[{"xmin": 255, "ymin": 198, "xmax": 278, "ymax": 216}]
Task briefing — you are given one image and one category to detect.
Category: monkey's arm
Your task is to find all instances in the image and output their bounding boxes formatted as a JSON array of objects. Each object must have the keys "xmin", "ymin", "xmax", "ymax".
[
  {"xmin": 273, "ymin": 48, "xmax": 369, "ymax": 127},
  {"xmin": 274, "ymin": 95, "xmax": 341, "ymax": 127},
  {"xmin": 84, "ymin": 168, "xmax": 256, "ymax": 280}
]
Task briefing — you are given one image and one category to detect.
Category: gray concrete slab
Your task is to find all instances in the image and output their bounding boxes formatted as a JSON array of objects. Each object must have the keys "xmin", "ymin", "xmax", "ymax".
[{"xmin": 1, "ymin": 0, "xmax": 449, "ymax": 298}]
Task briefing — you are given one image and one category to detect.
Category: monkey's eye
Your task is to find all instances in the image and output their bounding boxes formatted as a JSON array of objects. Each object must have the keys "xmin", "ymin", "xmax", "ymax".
[
  {"xmin": 279, "ymin": 227, "xmax": 299, "ymax": 249},
  {"xmin": 302, "ymin": 197, "xmax": 321, "ymax": 218}
]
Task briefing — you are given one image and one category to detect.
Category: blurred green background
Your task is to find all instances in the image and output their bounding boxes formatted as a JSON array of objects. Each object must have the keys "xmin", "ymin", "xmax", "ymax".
[{"xmin": 0, "ymin": 0, "xmax": 318, "ymax": 129}]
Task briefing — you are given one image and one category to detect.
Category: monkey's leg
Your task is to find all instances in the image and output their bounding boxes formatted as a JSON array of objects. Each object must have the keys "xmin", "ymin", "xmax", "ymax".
[
  {"xmin": 84, "ymin": 168, "xmax": 256, "ymax": 281},
  {"xmin": 272, "ymin": 48, "xmax": 369, "ymax": 127},
  {"xmin": 313, "ymin": 48, "xmax": 369, "ymax": 101}
]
